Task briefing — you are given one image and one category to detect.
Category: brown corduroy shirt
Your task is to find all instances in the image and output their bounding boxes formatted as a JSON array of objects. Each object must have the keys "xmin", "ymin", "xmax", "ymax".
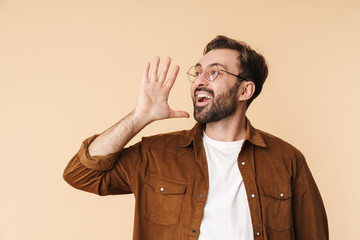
[{"xmin": 63, "ymin": 119, "xmax": 328, "ymax": 240}]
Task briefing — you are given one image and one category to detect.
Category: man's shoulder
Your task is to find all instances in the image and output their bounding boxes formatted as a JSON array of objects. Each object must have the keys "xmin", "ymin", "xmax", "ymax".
[
  {"xmin": 256, "ymin": 128, "xmax": 305, "ymax": 160},
  {"xmin": 141, "ymin": 128, "xmax": 192, "ymax": 148}
]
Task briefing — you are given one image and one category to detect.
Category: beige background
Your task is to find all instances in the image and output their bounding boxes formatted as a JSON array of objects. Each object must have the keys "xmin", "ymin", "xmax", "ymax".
[{"xmin": 1, "ymin": 0, "xmax": 359, "ymax": 239}]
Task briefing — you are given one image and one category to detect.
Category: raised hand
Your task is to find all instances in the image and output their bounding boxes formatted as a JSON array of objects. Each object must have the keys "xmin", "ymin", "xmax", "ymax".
[{"xmin": 134, "ymin": 56, "xmax": 190, "ymax": 124}]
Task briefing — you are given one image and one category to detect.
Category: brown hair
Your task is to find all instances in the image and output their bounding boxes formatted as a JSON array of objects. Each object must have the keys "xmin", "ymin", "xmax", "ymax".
[{"xmin": 203, "ymin": 35, "xmax": 268, "ymax": 107}]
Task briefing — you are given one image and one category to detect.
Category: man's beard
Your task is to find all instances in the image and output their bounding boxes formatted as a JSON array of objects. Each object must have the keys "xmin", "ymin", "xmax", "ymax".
[{"xmin": 193, "ymin": 82, "xmax": 240, "ymax": 124}]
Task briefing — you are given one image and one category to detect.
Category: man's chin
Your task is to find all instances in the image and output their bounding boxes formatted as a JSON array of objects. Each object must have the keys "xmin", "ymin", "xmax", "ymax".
[
  {"xmin": 193, "ymin": 110, "xmax": 212, "ymax": 124},
  {"xmin": 194, "ymin": 117, "xmax": 207, "ymax": 124},
  {"xmin": 193, "ymin": 109, "xmax": 205, "ymax": 124},
  {"xmin": 193, "ymin": 103, "xmax": 214, "ymax": 124}
]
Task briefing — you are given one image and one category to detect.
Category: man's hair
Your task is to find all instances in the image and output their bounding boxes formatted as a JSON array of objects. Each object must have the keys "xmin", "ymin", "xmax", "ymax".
[{"xmin": 203, "ymin": 35, "xmax": 268, "ymax": 108}]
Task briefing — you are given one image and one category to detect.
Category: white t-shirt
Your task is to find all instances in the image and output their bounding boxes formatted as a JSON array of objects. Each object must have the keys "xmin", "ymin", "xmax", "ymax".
[{"xmin": 198, "ymin": 132, "xmax": 254, "ymax": 240}]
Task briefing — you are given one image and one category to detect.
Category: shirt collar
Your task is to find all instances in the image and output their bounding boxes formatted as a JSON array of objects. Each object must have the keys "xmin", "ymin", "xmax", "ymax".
[{"xmin": 178, "ymin": 118, "xmax": 267, "ymax": 148}]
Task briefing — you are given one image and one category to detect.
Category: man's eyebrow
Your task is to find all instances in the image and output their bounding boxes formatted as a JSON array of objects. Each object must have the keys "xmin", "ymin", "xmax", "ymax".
[
  {"xmin": 195, "ymin": 62, "xmax": 228, "ymax": 70},
  {"xmin": 213, "ymin": 62, "xmax": 228, "ymax": 70}
]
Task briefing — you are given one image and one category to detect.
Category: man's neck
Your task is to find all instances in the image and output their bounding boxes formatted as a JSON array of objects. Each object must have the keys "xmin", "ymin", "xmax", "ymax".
[{"xmin": 204, "ymin": 110, "xmax": 247, "ymax": 142}]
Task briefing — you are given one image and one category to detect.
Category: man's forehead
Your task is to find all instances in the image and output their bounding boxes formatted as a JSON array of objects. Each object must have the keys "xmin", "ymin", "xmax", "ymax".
[
  {"xmin": 195, "ymin": 62, "xmax": 228, "ymax": 70},
  {"xmin": 197, "ymin": 49, "xmax": 240, "ymax": 69}
]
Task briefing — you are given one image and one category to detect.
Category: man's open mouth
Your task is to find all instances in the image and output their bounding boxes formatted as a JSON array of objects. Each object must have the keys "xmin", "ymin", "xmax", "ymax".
[{"xmin": 196, "ymin": 93, "xmax": 213, "ymax": 105}]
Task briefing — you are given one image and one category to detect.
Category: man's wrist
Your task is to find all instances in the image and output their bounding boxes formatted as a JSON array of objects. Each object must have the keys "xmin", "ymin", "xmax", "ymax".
[{"xmin": 131, "ymin": 108, "xmax": 154, "ymax": 128}]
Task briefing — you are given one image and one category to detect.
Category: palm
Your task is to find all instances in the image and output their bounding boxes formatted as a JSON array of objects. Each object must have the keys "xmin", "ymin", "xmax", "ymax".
[{"xmin": 135, "ymin": 57, "xmax": 189, "ymax": 123}]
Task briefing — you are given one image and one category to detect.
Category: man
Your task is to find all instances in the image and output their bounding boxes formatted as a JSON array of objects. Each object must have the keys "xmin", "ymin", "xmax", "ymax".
[{"xmin": 64, "ymin": 35, "xmax": 328, "ymax": 240}]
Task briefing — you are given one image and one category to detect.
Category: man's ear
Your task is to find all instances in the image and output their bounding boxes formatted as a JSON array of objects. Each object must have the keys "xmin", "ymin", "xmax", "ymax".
[{"xmin": 238, "ymin": 81, "xmax": 255, "ymax": 102}]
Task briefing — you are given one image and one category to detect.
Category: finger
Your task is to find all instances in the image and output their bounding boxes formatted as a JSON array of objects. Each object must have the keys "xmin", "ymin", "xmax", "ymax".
[
  {"xmin": 150, "ymin": 56, "xmax": 160, "ymax": 82},
  {"xmin": 158, "ymin": 57, "xmax": 171, "ymax": 84},
  {"xmin": 142, "ymin": 61, "xmax": 150, "ymax": 85},
  {"xmin": 164, "ymin": 65, "xmax": 180, "ymax": 89},
  {"xmin": 170, "ymin": 110, "xmax": 190, "ymax": 119}
]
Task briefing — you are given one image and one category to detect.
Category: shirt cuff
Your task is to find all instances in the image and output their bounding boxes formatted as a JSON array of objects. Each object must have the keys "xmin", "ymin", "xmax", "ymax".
[{"xmin": 78, "ymin": 134, "xmax": 121, "ymax": 170}]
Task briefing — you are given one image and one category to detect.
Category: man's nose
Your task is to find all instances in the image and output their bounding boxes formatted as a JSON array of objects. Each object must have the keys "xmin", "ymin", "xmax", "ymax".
[{"xmin": 194, "ymin": 72, "xmax": 208, "ymax": 86}]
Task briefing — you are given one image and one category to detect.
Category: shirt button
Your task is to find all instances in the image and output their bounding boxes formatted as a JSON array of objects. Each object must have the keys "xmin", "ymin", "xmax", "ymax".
[
  {"xmin": 251, "ymin": 193, "xmax": 255, "ymax": 198},
  {"xmin": 192, "ymin": 229, "xmax": 196, "ymax": 233},
  {"xmin": 256, "ymin": 232, "xmax": 260, "ymax": 236},
  {"xmin": 160, "ymin": 187, "xmax": 164, "ymax": 192},
  {"xmin": 200, "ymin": 194, "xmax": 204, "ymax": 198},
  {"xmin": 280, "ymin": 193, "xmax": 284, "ymax": 198},
  {"xmin": 241, "ymin": 162, "xmax": 245, "ymax": 166}
]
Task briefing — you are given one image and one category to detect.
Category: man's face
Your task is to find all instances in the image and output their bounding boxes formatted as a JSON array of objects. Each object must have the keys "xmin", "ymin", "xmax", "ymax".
[{"xmin": 190, "ymin": 49, "xmax": 242, "ymax": 124}]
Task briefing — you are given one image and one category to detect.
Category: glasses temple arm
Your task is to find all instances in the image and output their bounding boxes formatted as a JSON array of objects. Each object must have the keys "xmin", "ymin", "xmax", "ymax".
[{"xmin": 221, "ymin": 69, "xmax": 248, "ymax": 81}]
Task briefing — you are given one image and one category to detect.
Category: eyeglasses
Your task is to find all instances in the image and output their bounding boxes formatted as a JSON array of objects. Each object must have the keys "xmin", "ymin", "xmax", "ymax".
[{"xmin": 186, "ymin": 63, "xmax": 247, "ymax": 83}]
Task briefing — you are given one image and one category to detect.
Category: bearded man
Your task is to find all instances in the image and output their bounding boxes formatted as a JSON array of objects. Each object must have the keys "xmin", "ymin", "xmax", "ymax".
[{"xmin": 64, "ymin": 35, "xmax": 328, "ymax": 240}]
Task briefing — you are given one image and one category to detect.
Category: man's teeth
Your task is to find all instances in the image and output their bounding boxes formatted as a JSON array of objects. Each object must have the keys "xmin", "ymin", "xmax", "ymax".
[{"xmin": 197, "ymin": 94, "xmax": 212, "ymax": 99}]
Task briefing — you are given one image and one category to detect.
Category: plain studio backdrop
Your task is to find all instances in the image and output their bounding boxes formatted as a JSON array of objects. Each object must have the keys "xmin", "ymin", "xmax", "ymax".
[{"xmin": 1, "ymin": 0, "xmax": 359, "ymax": 239}]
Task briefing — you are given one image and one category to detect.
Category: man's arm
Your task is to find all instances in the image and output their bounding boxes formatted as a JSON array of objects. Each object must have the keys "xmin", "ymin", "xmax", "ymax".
[
  {"xmin": 63, "ymin": 57, "xmax": 189, "ymax": 195},
  {"xmin": 292, "ymin": 155, "xmax": 329, "ymax": 240},
  {"xmin": 89, "ymin": 56, "xmax": 189, "ymax": 157}
]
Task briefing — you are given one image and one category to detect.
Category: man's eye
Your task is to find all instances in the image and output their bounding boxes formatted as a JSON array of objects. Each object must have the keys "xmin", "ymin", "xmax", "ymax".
[{"xmin": 195, "ymin": 71, "xmax": 201, "ymax": 77}]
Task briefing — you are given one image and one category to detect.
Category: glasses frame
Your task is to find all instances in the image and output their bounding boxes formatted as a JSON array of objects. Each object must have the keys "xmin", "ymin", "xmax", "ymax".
[{"xmin": 186, "ymin": 64, "xmax": 247, "ymax": 83}]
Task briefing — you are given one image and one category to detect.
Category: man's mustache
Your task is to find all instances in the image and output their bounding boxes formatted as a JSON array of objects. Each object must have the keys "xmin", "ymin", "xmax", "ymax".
[{"xmin": 195, "ymin": 87, "xmax": 214, "ymax": 96}]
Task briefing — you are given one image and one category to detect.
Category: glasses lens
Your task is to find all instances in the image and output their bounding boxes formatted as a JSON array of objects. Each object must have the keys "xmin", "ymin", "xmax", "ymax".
[
  {"xmin": 187, "ymin": 65, "xmax": 202, "ymax": 82},
  {"xmin": 205, "ymin": 64, "xmax": 219, "ymax": 82}
]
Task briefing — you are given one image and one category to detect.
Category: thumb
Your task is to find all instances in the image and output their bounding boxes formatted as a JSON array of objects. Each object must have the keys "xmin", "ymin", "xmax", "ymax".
[{"xmin": 169, "ymin": 110, "xmax": 190, "ymax": 119}]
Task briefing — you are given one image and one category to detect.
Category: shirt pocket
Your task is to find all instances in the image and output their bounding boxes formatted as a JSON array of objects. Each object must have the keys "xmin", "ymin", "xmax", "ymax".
[
  {"xmin": 259, "ymin": 183, "xmax": 293, "ymax": 232},
  {"xmin": 144, "ymin": 173, "xmax": 187, "ymax": 225}
]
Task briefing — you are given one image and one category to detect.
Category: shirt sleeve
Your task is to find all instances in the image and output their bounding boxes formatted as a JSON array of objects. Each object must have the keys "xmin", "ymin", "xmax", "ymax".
[
  {"xmin": 63, "ymin": 134, "xmax": 143, "ymax": 196},
  {"xmin": 292, "ymin": 153, "xmax": 329, "ymax": 240}
]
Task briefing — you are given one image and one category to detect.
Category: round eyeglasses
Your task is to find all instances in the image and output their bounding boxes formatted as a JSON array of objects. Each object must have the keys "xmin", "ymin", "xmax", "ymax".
[{"xmin": 186, "ymin": 64, "xmax": 247, "ymax": 83}]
